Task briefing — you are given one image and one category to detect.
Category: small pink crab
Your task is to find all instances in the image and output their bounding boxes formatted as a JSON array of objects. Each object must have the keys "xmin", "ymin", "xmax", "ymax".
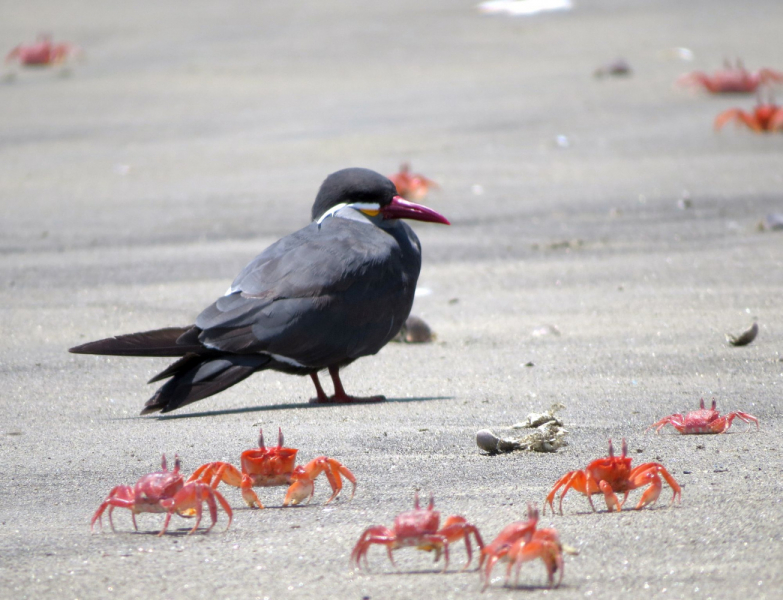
[
  {"xmin": 91, "ymin": 455, "xmax": 232, "ymax": 536},
  {"xmin": 650, "ymin": 399, "xmax": 759, "ymax": 435},
  {"xmin": 188, "ymin": 428, "xmax": 356, "ymax": 508},
  {"xmin": 677, "ymin": 60, "xmax": 783, "ymax": 93},
  {"xmin": 351, "ymin": 492, "xmax": 484, "ymax": 572},
  {"xmin": 6, "ymin": 34, "xmax": 79, "ymax": 66},
  {"xmin": 388, "ymin": 163, "xmax": 438, "ymax": 201}
]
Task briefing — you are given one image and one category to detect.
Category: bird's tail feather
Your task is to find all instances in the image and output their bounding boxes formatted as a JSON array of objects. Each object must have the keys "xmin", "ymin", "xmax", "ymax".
[
  {"xmin": 141, "ymin": 354, "xmax": 272, "ymax": 414},
  {"xmin": 69, "ymin": 327, "xmax": 201, "ymax": 357}
]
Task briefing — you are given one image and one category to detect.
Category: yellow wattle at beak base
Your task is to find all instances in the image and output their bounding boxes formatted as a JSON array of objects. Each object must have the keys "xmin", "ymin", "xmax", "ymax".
[{"xmin": 359, "ymin": 209, "xmax": 381, "ymax": 217}]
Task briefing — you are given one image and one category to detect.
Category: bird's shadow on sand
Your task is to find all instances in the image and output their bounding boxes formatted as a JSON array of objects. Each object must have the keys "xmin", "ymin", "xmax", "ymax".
[{"xmin": 136, "ymin": 396, "xmax": 454, "ymax": 421}]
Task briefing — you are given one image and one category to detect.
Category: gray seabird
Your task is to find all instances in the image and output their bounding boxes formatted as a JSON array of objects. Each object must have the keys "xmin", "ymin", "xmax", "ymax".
[{"xmin": 70, "ymin": 168, "xmax": 450, "ymax": 414}]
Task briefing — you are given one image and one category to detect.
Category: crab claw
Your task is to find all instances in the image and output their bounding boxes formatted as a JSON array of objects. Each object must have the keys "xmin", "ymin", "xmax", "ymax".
[{"xmin": 283, "ymin": 456, "xmax": 357, "ymax": 506}]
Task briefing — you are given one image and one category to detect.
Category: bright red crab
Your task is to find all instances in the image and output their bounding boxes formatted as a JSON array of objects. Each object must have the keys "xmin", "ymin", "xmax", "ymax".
[
  {"xmin": 677, "ymin": 60, "xmax": 783, "ymax": 93},
  {"xmin": 714, "ymin": 96, "xmax": 783, "ymax": 132},
  {"xmin": 388, "ymin": 163, "xmax": 438, "ymax": 201},
  {"xmin": 545, "ymin": 439, "xmax": 681, "ymax": 515},
  {"xmin": 480, "ymin": 503, "xmax": 565, "ymax": 590},
  {"xmin": 188, "ymin": 428, "xmax": 356, "ymax": 508},
  {"xmin": 91, "ymin": 455, "xmax": 232, "ymax": 536},
  {"xmin": 6, "ymin": 34, "xmax": 79, "ymax": 66},
  {"xmin": 650, "ymin": 398, "xmax": 759, "ymax": 435},
  {"xmin": 351, "ymin": 492, "xmax": 484, "ymax": 572}
]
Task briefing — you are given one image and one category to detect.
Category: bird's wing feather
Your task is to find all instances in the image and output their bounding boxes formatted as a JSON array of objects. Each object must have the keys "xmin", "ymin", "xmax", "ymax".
[{"xmin": 195, "ymin": 218, "xmax": 421, "ymax": 365}]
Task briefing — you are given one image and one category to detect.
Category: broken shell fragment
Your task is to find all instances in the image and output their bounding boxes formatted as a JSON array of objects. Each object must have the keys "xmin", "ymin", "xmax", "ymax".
[
  {"xmin": 476, "ymin": 430, "xmax": 521, "ymax": 454},
  {"xmin": 477, "ymin": 404, "xmax": 568, "ymax": 454},
  {"xmin": 511, "ymin": 403, "xmax": 565, "ymax": 428},
  {"xmin": 726, "ymin": 322, "xmax": 758, "ymax": 347}
]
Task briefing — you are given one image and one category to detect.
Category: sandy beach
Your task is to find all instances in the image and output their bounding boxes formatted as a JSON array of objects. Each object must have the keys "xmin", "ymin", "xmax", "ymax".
[{"xmin": 1, "ymin": 1, "xmax": 782, "ymax": 598}]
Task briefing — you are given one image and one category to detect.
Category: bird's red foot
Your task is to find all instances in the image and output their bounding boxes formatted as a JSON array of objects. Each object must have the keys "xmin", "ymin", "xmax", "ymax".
[
  {"xmin": 309, "ymin": 394, "xmax": 386, "ymax": 405},
  {"xmin": 308, "ymin": 368, "xmax": 387, "ymax": 404}
]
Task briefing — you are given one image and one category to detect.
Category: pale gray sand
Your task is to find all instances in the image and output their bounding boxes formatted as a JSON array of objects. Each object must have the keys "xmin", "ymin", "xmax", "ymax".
[{"xmin": 1, "ymin": 1, "xmax": 782, "ymax": 599}]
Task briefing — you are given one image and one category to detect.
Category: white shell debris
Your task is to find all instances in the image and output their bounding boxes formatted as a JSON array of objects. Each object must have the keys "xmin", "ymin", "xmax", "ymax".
[
  {"xmin": 726, "ymin": 322, "xmax": 758, "ymax": 347},
  {"xmin": 478, "ymin": 0, "xmax": 573, "ymax": 17},
  {"xmin": 511, "ymin": 403, "xmax": 565, "ymax": 429},
  {"xmin": 477, "ymin": 403, "xmax": 568, "ymax": 454},
  {"xmin": 531, "ymin": 324, "xmax": 561, "ymax": 338}
]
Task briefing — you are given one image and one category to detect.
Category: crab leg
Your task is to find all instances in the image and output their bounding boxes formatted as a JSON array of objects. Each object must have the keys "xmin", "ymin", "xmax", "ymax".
[
  {"xmin": 438, "ymin": 515, "xmax": 485, "ymax": 570},
  {"xmin": 715, "ymin": 109, "xmax": 762, "ymax": 132},
  {"xmin": 283, "ymin": 456, "xmax": 357, "ymax": 506},
  {"xmin": 551, "ymin": 470, "xmax": 600, "ymax": 515},
  {"xmin": 545, "ymin": 471, "xmax": 584, "ymax": 515},
  {"xmin": 189, "ymin": 461, "xmax": 265, "ymax": 508},
  {"xmin": 628, "ymin": 462, "xmax": 681, "ymax": 508},
  {"xmin": 720, "ymin": 412, "xmax": 760, "ymax": 432},
  {"xmin": 649, "ymin": 414, "xmax": 685, "ymax": 434},
  {"xmin": 351, "ymin": 526, "xmax": 396, "ymax": 570},
  {"xmin": 91, "ymin": 486, "xmax": 137, "ymax": 532}
]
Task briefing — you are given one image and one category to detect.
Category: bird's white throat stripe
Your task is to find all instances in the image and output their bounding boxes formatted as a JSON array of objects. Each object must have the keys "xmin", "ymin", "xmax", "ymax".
[{"xmin": 316, "ymin": 202, "xmax": 380, "ymax": 226}]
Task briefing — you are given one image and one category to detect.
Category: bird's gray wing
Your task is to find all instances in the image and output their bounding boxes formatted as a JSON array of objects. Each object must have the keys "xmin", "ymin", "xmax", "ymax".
[{"xmin": 195, "ymin": 219, "xmax": 420, "ymax": 365}]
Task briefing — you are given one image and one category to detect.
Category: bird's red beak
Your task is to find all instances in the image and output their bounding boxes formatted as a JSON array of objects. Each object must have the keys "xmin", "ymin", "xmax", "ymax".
[{"xmin": 380, "ymin": 196, "xmax": 450, "ymax": 225}]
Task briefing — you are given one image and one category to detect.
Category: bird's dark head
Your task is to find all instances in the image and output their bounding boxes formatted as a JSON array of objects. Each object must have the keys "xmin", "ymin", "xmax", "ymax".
[{"xmin": 311, "ymin": 167, "xmax": 449, "ymax": 226}]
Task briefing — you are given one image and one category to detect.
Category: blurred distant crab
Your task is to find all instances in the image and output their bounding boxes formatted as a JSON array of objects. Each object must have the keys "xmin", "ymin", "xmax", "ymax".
[
  {"xmin": 389, "ymin": 163, "xmax": 438, "ymax": 201},
  {"xmin": 6, "ymin": 34, "xmax": 79, "ymax": 66},
  {"xmin": 351, "ymin": 492, "xmax": 484, "ymax": 572},
  {"xmin": 677, "ymin": 60, "xmax": 783, "ymax": 93},
  {"xmin": 650, "ymin": 398, "xmax": 759, "ymax": 434},
  {"xmin": 91, "ymin": 455, "xmax": 232, "ymax": 536},
  {"xmin": 480, "ymin": 503, "xmax": 569, "ymax": 590},
  {"xmin": 189, "ymin": 428, "xmax": 356, "ymax": 508},
  {"xmin": 715, "ymin": 96, "xmax": 783, "ymax": 132},
  {"xmin": 545, "ymin": 439, "xmax": 681, "ymax": 515}
]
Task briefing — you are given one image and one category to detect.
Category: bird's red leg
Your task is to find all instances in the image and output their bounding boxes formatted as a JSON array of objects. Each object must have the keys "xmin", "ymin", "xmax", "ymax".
[
  {"xmin": 309, "ymin": 366, "xmax": 386, "ymax": 404},
  {"xmin": 309, "ymin": 373, "xmax": 329, "ymax": 402}
]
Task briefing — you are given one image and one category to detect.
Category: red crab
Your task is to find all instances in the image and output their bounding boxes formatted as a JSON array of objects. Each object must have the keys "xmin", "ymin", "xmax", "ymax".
[
  {"xmin": 6, "ymin": 34, "xmax": 79, "ymax": 66},
  {"xmin": 677, "ymin": 60, "xmax": 783, "ymax": 93},
  {"xmin": 480, "ymin": 503, "xmax": 565, "ymax": 590},
  {"xmin": 650, "ymin": 398, "xmax": 759, "ymax": 434},
  {"xmin": 545, "ymin": 439, "xmax": 681, "ymax": 515},
  {"xmin": 351, "ymin": 492, "xmax": 484, "ymax": 572},
  {"xmin": 188, "ymin": 428, "xmax": 356, "ymax": 508},
  {"xmin": 91, "ymin": 455, "xmax": 232, "ymax": 536},
  {"xmin": 388, "ymin": 163, "xmax": 438, "ymax": 201},
  {"xmin": 714, "ymin": 96, "xmax": 783, "ymax": 132}
]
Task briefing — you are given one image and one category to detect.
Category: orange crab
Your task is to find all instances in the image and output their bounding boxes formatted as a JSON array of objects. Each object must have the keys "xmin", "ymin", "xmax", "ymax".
[
  {"xmin": 6, "ymin": 34, "xmax": 79, "ymax": 66},
  {"xmin": 388, "ymin": 163, "xmax": 438, "ymax": 201},
  {"xmin": 545, "ymin": 439, "xmax": 681, "ymax": 515},
  {"xmin": 715, "ymin": 96, "xmax": 783, "ymax": 132},
  {"xmin": 188, "ymin": 428, "xmax": 356, "ymax": 508},
  {"xmin": 351, "ymin": 492, "xmax": 484, "ymax": 572},
  {"xmin": 91, "ymin": 455, "xmax": 232, "ymax": 536},
  {"xmin": 480, "ymin": 503, "xmax": 567, "ymax": 590},
  {"xmin": 650, "ymin": 398, "xmax": 759, "ymax": 435},
  {"xmin": 677, "ymin": 60, "xmax": 783, "ymax": 93}
]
